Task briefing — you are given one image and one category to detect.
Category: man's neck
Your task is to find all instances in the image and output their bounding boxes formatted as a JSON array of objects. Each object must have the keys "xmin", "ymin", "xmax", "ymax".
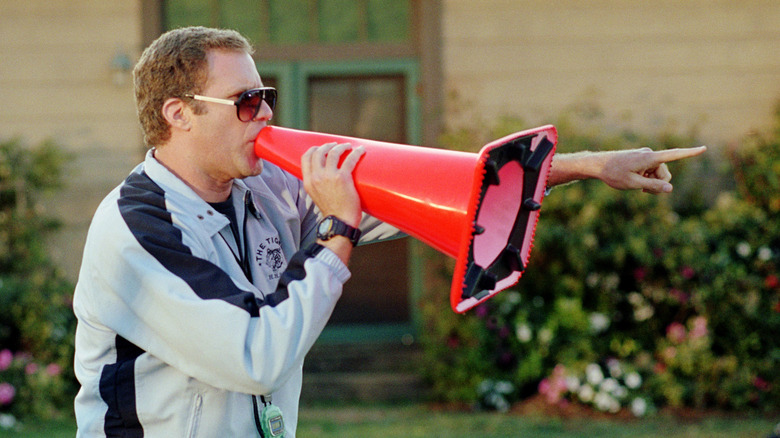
[{"xmin": 152, "ymin": 147, "xmax": 233, "ymax": 203}]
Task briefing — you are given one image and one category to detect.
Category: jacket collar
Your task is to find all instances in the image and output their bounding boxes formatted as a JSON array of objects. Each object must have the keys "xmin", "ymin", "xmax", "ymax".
[{"xmin": 142, "ymin": 149, "xmax": 229, "ymax": 237}]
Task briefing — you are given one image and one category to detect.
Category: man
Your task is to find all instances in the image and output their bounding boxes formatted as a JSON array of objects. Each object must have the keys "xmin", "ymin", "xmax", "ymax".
[{"xmin": 73, "ymin": 26, "xmax": 705, "ymax": 437}]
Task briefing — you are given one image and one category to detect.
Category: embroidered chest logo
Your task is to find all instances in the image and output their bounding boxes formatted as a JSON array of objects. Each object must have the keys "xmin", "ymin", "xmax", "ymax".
[{"xmin": 255, "ymin": 236, "xmax": 285, "ymax": 280}]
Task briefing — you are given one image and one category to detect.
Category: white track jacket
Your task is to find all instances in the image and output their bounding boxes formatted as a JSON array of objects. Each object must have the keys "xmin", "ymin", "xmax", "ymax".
[{"xmin": 73, "ymin": 150, "xmax": 400, "ymax": 437}]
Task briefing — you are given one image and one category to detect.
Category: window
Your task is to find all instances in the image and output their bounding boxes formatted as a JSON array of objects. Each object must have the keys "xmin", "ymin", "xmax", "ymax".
[{"xmin": 165, "ymin": 0, "xmax": 410, "ymax": 46}]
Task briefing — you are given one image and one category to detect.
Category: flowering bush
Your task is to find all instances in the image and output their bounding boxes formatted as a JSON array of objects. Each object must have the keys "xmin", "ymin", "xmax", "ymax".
[
  {"xmin": 418, "ymin": 100, "xmax": 779, "ymax": 415},
  {"xmin": 537, "ymin": 360, "xmax": 653, "ymax": 416},
  {"xmin": 0, "ymin": 137, "xmax": 76, "ymax": 426},
  {"xmin": 0, "ymin": 349, "xmax": 71, "ymax": 424}
]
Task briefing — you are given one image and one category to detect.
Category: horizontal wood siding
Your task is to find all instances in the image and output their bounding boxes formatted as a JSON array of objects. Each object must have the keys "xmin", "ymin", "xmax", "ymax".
[
  {"xmin": 0, "ymin": 1, "xmax": 144, "ymax": 279},
  {"xmin": 442, "ymin": 0, "xmax": 780, "ymax": 145}
]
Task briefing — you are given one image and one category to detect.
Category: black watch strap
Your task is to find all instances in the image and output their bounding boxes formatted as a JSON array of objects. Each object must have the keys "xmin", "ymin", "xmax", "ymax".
[{"xmin": 316, "ymin": 215, "xmax": 362, "ymax": 246}]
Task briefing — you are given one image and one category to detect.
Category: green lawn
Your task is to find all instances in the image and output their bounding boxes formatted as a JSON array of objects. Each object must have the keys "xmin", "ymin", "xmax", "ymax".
[
  {"xmin": 297, "ymin": 405, "xmax": 777, "ymax": 438},
  {"xmin": 1, "ymin": 405, "xmax": 776, "ymax": 437}
]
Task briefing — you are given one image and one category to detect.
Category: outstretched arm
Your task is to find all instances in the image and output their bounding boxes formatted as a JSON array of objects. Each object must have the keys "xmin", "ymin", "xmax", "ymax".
[{"xmin": 548, "ymin": 146, "xmax": 707, "ymax": 194}]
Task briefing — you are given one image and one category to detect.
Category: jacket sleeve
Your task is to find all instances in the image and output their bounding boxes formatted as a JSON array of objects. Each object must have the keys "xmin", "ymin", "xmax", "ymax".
[{"xmin": 75, "ymin": 199, "xmax": 349, "ymax": 396}]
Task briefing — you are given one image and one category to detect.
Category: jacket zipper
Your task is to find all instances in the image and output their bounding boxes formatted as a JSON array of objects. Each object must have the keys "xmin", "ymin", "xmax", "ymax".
[{"xmin": 186, "ymin": 393, "xmax": 203, "ymax": 438}]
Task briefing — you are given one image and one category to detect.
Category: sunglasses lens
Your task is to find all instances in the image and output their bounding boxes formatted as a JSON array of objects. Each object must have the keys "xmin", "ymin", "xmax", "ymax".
[
  {"xmin": 263, "ymin": 89, "xmax": 277, "ymax": 112},
  {"xmin": 237, "ymin": 88, "xmax": 277, "ymax": 122}
]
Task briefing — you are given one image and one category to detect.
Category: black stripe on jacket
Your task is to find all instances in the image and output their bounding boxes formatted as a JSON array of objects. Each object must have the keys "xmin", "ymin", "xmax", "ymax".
[
  {"xmin": 117, "ymin": 171, "xmax": 265, "ymax": 315},
  {"xmin": 99, "ymin": 336, "xmax": 144, "ymax": 437}
]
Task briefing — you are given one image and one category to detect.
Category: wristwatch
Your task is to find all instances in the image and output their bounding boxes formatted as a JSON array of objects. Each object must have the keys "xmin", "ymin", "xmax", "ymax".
[{"xmin": 316, "ymin": 215, "xmax": 362, "ymax": 247}]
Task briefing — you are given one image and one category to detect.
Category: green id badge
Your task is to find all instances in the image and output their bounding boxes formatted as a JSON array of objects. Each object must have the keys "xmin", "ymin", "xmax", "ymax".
[{"xmin": 260, "ymin": 403, "xmax": 284, "ymax": 437}]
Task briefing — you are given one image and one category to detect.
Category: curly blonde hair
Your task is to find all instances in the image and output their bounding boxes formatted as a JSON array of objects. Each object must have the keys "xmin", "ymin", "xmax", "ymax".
[{"xmin": 133, "ymin": 27, "xmax": 254, "ymax": 147}]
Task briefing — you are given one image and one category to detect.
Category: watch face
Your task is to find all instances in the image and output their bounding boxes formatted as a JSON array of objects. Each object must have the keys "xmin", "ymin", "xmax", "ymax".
[{"xmin": 318, "ymin": 217, "xmax": 332, "ymax": 237}]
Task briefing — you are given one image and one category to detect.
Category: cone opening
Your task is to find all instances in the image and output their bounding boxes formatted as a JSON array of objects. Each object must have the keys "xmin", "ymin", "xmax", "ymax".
[
  {"xmin": 472, "ymin": 160, "xmax": 525, "ymax": 266},
  {"xmin": 452, "ymin": 129, "xmax": 557, "ymax": 313}
]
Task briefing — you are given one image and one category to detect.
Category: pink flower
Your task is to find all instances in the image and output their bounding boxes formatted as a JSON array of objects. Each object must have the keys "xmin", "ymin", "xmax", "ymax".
[
  {"xmin": 25, "ymin": 363, "xmax": 38, "ymax": 375},
  {"xmin": 753, "ymin": 376, "xmax": 771, "ymax": 392},
  {"xmin": 0, "ymin": 383, "xmax": 15, "ymax": 406},
  {"xmin": 446, "ymin": 334, "xmax": 459, "ymax": 349},
  {"xmin": 46, "ymin": 363, "xmax": 62, "ymax": 377},
  {"xmin": 669, "ymin": 288, "xmax": 690, "ymax": 304},
  {"xmin": 633, "ymin": 267, "xmax": 647, "ymax": 281},
  {"xmin": 766, "ymin": 275, "xmax": 779, "ymax": 289},
  {"xmin": 689, "ymin": 316, "xmax": 708, "ymax": 340},
  {"xmin": 539, "ymin": 365, "xmax": 568, "ymax": 404},
  {"xmin": 666, "ymin": 322, "xmax": 687, "ymax": 344},
  {"xmin": 0, "ymin": 350, "xmax": 12, "ymax": 371},
  {"xmin": 538, "ymin": 378, "xmax": 551, "ymax": 394},
  {"xmin": 680, "ymin": 266, "xmax": 695, "ymax": 280}
]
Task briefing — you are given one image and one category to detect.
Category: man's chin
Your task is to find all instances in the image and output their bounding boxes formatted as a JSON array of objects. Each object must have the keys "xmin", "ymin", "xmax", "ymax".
[{"xmin": 246, "ymin": 159, "xmax": 264, "ymax": 177}]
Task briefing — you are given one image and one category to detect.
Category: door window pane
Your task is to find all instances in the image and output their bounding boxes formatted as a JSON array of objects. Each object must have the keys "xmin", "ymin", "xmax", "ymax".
[
  {"xmin": 309, "ymin": 75, "xmax": 409, "ymax": 324},
  {"xmin": 309, "ymin": 76, "xmax": 405, "ymax": 143}
]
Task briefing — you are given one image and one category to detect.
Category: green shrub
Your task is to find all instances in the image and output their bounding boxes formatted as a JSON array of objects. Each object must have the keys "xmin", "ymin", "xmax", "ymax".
[
  {"xmin": 418, "ymin": 101, "xmax": 779, "ymax": 414},
  {"xmin": 0, "ymin": 138, "xmax": 76, "ymax": 425}
]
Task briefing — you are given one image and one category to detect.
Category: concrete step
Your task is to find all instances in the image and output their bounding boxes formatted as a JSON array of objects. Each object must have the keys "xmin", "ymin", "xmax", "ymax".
[
  {"xmin": 304, "ymin": 342, "xmax": 421, "ymax": 374},
  {"xmin": 300, "ymin": 371, "xmax": 425, "ymax": 403},
  {"xmin": 301, "ymin": 342, "xmax": 425, "ymax": 403}
]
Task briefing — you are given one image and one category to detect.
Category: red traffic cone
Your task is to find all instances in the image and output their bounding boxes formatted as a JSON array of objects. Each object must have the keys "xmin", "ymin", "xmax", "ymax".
[{"xmin": 255, "ymin": 125, "xmax": 557, "ymax": 313}]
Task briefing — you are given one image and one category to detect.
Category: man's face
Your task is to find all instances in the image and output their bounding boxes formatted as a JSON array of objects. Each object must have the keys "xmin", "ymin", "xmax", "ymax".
[{"xmin": 188, "ymin": 49, "xmax": 272, "ymax": 183}]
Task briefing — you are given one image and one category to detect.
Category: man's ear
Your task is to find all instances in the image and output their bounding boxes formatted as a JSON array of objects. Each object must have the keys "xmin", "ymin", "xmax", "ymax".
[{"xmin": 161, "ymin": 97, "xmax": 192, "ymax": 131}]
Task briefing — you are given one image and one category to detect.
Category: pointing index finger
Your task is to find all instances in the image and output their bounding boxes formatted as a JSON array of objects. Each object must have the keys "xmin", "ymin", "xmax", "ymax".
[{"xmin": 651, "ymin": 146, "xmax": 707, "ymax": 165}]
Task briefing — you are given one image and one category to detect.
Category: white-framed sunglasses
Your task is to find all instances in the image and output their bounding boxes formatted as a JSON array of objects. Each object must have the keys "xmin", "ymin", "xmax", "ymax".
[{"xmin": 184, "ymin": 87, "xmax": 277, "ymax": 122}]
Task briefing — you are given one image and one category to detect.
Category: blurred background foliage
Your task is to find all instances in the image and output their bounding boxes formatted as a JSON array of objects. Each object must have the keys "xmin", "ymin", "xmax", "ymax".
[
  {"xmin": 420, "ymin": 98, "xmax": 779, "ymax": 415},
  {"xmin": 0, "ymin": 138, "xmax": 76, "ymax": 423}
]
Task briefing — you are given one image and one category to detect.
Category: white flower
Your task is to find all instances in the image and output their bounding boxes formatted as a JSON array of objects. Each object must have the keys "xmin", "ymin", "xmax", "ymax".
[
  {"xmin": 586, "ymin": 364, "xmax": 604, "ymax": 386},
  {"xmin": 578, "ymin": 384, "xmax": 595, "ymax": 402},
  {"xmin": 613, "ymin": 386, "xmax": 628, "ymax": 399},
  {"xmin": 494, "ymin": 380, "xmax": 514, "ymax": 395},
  {"xmin": 0, "ymin": 414, "xmax": 16, "ymax": 430},
  {"xmin": 736, "ymin": 241, "xmax": 751, "ymax": 258},
  {"xmin": 604, "ymin": 273, "xmax": 620, "ymax": 291},
  {"xmin": 634, "ymin": 305, "xmax": 654, "ymax": 321},
  {"xmin": 758, "ymin": 246, "xmax": 773, "ymax": 261},
  {"xmin": 566, "ymin": 376, "xmax": 581, "ymax": 392},
  {"xmin": 499, "ymin": 293, "xmax": 520, "ymax": 314},
  {"xmin": 515, "ymin": 323, "xmax": 532, "ymax": 343},
  {"xmin": 594, "ymin": 391, "xmax": 615, "ymax": 412},
  {"xmin": 625, "ymin": 372, "xmax": 642, "ymax": 389},
  {"xmin": 600, "ymin": 377, "xmax": 619, "ymax": 394},
  {"xmin": 606, "ymin": 358, "xmax": 623, "ymax": 378},
  {"xmin": 487, "ymin": 393, "xmax": 510, "ymax": 412},
  {"xmin": 630, "ymin": 397, "xmax": 648, "ymax": 417},
  {"xmin": 589, "ymin": 312, "xmax": 610, "ymax": 333},
  {"xmin": 505, "ymin": 291, "xmax": 522, "ymax": 305},
  {"xmin": 627, "ymin": 292, "xmax": 644, "ymax": 306},
  {"xmin": 477, "ymin": 380, "xmax": 493, "ymax": 395},
  {"xmin": 586, "ymin": 273, "xmax": 599, "ymax": 288}
]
